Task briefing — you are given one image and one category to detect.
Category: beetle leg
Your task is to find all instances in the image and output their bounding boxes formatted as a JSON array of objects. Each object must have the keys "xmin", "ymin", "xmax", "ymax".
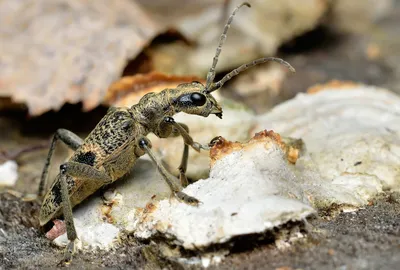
[
  {"xmin": 156, "ymin": 118, "xmax": 189, "ymax": 186},
  {"xmin": 173, "ymin": 123, "xmax": 191, "ymax": 187},
  {"xmin": 57, "ymin": 167, "xmax": 77, "ymax": 266},
  {"xmin": 56, "ymin": 161, "xmax": 113, "ymax": 265},
  {"xmin": 161, "ymin": 117, "xmax": 209, "ymax": 187},
  {"xmin": 162, "ymin": 121, "xmax": 190, "ymax": 187},
  {"xmin": 163, "ymin": 117, "xmax": 210, "ymax": 152},
  {"xmin": 178, "ymin": 139, "xmax": 190, "ymax": 187},
  {"xmin": 39, "ymin": 129, "xmax": 83, "ymax": 197},
  {"xmin": 138, "ymin": 137, "xmax": 200, "ymax": 206},
  {"xmin": 60, "ymin": 161, "xmax": 113, "ymax": 183}
]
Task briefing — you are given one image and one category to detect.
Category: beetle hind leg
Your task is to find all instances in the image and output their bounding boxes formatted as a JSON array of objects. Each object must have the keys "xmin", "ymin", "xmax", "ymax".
[
  {"xmin": 39, "ymin": 129, "xmax": 83, "ymax": 198},
  {"xmin": 16, "ymin": 129, "xmax": 83, "ymax": 203}
]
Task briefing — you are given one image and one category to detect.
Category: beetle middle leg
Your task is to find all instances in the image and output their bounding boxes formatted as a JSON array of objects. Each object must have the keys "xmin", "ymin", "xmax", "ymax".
[
  {"xmin": 57, "ymin": 161, "xmax": 113, "ymax": 265},
  {"xmin": 138, "ymin": 137, "xmax": 200, "ymax": 206},
  {"xmin": 177, "ymin": 139, "xmax": 190, "ymax": 187}
]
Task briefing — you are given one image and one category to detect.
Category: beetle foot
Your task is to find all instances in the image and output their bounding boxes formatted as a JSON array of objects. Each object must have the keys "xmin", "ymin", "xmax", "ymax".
[
  {"xmin": 57, "ymin": 241, "xmax": 75, "ymax": 267},
  {"xmin": 174, "ymin": 191, "xmax": 201, "ymax": 206},
  {"xmin": 192, "ymin": 142, "xmax": 210, "ymax": 152}
]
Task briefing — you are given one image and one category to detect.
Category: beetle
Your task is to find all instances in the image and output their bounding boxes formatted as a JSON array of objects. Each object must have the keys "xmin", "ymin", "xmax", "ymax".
[{"xmin": 37, "ymin": 2, "xmax": 295, "ymax": 265}]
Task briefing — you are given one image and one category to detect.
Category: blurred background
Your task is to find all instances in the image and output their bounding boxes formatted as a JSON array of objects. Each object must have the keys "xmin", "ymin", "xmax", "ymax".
[{"xmin": 0, "ymin": 0, "xmax": 399, "ymax": 190}]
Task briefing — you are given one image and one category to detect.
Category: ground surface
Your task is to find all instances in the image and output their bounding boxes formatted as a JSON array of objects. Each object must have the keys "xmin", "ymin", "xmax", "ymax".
[
  {"xmin": 212, "ymin": 194, "xmax": 400, "ymax": 270},
  {"xmin": 1, "ymin": 192, "xmax": 399, "ymax": 270}
]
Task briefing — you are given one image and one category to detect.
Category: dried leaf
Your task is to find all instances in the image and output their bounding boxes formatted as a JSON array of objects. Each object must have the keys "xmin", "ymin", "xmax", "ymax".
[
  {"xmin": 0, "ymin": 0, "xmax": 161, "ymax": 115},
  {"xmin": 105, "ymin": 72, "xmax": 203, "ymax": 107}
]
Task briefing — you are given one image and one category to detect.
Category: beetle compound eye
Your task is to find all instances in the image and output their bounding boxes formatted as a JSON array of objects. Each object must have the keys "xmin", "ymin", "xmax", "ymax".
[{"xmin": 190, "ymin": 92, "xmax": 206, "ymax": 106}]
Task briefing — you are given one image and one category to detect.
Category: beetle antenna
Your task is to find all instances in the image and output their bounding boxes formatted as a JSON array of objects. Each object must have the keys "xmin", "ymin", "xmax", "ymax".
[
  {"xmin": 205, "ymin": 2, "xmax": 251, "ymax": 92},
  {"xmin": 206, "ymin": 57, "xmax": 296, "ymax": 93}
]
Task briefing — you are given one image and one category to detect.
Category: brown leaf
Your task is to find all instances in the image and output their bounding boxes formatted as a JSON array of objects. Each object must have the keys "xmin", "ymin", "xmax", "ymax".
[
  {"xmin": 105, "ymin": 72, "xmax": 203, "ymax": 107},
  {"xmin": 0, "ymin": 0, "xmax": 161, "ymax": 115}
]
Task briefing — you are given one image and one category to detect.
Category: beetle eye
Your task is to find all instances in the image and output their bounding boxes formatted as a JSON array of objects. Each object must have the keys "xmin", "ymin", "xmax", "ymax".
[{"xmin": 190, "ymin": 92, "xmax": 206, "ymax": 106}]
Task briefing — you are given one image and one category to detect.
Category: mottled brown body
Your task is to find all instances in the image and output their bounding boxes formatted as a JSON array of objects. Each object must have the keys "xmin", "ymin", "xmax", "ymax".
[
  {"xmin": 38, "ymin": 2, "xmax": 295, "ymax": 265},
  {"xmin": 39, "ymin": 86, "xmax": 222, "ymax": 225},
  {"xmin": 39, "ymin": 107, "xmax": 138, "ymax": 225}
]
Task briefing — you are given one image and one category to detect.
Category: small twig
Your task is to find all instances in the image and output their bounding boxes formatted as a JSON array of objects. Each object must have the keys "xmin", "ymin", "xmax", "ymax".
[{"xmin": 0, "ymin": 141, "xmax": 50, "ymax": 162}]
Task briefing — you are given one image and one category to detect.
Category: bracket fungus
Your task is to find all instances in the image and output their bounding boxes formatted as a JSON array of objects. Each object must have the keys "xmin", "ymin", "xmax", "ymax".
[{"xmin": 49, "ymin": 81, "xmax": 400, "ymax": 266}]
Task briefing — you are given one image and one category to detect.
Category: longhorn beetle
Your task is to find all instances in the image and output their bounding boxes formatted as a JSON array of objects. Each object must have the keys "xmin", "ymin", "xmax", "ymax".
[{"xmin": 38, "ymin": 2, "xmax": 295, "ymax": 265}]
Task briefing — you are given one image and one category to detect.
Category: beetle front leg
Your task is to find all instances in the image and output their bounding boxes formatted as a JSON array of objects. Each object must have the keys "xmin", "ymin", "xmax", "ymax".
[
  {"xmin": 138, "ymin": 137, "xmax": 200, "ymax": 206},
  {"xmin": 163, "ymin": 117, "xmax": 210, "ymax": 152},
  {"xmin": 161, "ymin": 117, "xmax": 208, "ymax": 187}
]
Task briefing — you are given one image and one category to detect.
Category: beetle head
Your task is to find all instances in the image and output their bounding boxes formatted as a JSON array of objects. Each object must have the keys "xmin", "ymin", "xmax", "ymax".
[{"xmin": 172, "ymin": 81, "xmax": 223, "ymax": 118}]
